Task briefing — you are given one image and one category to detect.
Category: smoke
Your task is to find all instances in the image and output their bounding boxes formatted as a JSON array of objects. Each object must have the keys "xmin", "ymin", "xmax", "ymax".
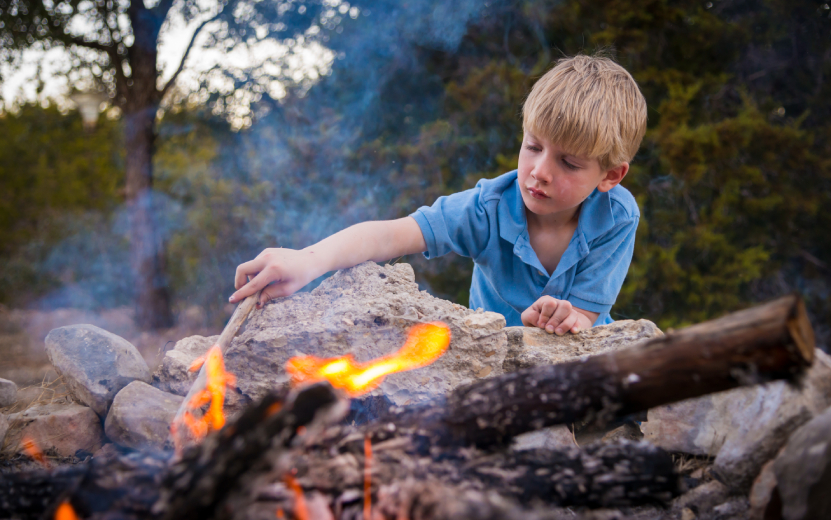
[{"xmin": 31, "ymin": 0, "xmax": 499, "ymax": 321}]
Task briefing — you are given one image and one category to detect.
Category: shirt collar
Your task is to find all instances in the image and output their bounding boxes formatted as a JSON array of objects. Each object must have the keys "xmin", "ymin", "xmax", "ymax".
[
  {"xmin": 497, "ymin": 172, "xmax": 526, "ymax": 245},
  {"xmin": 578, "ymin": 187, "xmax": 616, "ymax": 242},
  {"xmin": 497, "ymin": 172, "xmax": 616, "ymax": 245}
]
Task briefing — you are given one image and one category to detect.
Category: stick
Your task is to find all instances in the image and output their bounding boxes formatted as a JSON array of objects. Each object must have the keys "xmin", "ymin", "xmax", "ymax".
[{"xmin": 171, "ymin": 291, "xmax": 261, "ymax": 448}]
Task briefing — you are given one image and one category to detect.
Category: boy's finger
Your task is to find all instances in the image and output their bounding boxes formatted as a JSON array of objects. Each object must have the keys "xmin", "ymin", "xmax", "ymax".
[
  {"xmin": 256, "ymin": 282, "xmax": 296, "ymax": 308},
  {"xmin": 550, "ymin": 300, "xmax": 572, "ymax": 325},
  {"xmin": 521, "ymin": 308, "xmax": 540, "ymax": 327},
  {"xmin": 555, "ymin": 313, "xmax": 578, "ymax": 336},
  {"xmin": 230, "ymin": 269, "xmax": 278, "ymax": 302},
  {"xmin": 537, "ymin": 299, "xmax": 558, "ymax": 328},
  {"xmin": 234, "ymin": 257, "xmax": 266, "ymax": 290}
]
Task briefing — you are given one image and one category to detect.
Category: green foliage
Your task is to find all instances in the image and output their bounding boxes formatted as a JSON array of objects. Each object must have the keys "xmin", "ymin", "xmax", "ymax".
[
  {"xmin": 359, "ymin": 0, "xmax": 831, "ymax": 331},
  {"xmin": 0, "ymin": 105, "xmax": 123, "ymax": 305}
]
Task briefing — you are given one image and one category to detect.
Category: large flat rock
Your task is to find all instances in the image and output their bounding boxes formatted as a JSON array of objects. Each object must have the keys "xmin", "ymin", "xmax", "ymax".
[
  {"xmin": 155, "ymin": 263, "xmax": 508, "ymax": 413},
  {"xmin": 6, "ymin": 402, "xmax": 104, "ymax": 457},
  {"xmin": 642, "ymin": 349, "xmax": 831, "ymax": 492},
  {"xmin": 45, "ymin": 324, "xmax": 150, "ymax": 417},
  {"xmin": 154, "ymin": 263, "xmax": 667, "ymax": 421},
  {"xmin": 503, "ymin": 319, "xmax": 663, "ymax": 372},
  {"xmin": 105, "ymin": 381, "xmax": 184, "ymax": 451}
]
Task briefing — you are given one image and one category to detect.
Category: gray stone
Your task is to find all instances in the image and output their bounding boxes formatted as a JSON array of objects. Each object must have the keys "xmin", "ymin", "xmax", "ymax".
[
  {"xmin": 105, "ymin": 381, "xmax": 184, "ymax": 451},
  {"xmin": 642, "ymin": 349, "xmax": 831, "ymax": 492},
  {"xmin": 6, "ymin": 402, "xmax": 104, "ymax": 457},
  {"xmin": 152, "ymin": 335, "xmax": 217, "ymax": 396},
  {"xmin": 512, "ymin": 425, "xmax": 576, "ymax": 451},
  {"xmin": 45, "ymin": 324, "xmax": 151, "ymax": 417},
  {"xmin": 502, "ymin": 319, "xmax": 663, "ymax": 372},
  {"xmin": 155, "ymin": 263, "xmax": 508, "ymax": 414},
  {"xmin": 773, "ymin": 404, "xmax": 831, "ymax": 520},
  {"xmin": 711, "ymin": 498, "xmax": 750, "ymax": 520},
  {"xmin": 0, "ymin": 378, "xmax": 17, "ymax": 407},
  {"xmin": 672, "ymin": 480, "xmax": 730, "ymax": 514},
  {"xmin": 0, "ymin": 413, "xmax": 9, "ymax": 448}
]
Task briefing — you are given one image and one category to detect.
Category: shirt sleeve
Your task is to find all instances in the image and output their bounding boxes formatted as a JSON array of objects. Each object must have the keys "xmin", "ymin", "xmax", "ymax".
[
  {"xmin": 409, "ymin": 185, "xmax": 492, "ymax": 260},
  {"xmin": 566, "ymin": 217, "xmax": 639, "ymax": 315}
]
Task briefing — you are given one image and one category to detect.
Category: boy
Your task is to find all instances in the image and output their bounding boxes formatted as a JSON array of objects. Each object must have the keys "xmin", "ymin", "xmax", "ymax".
[{"xmin": 229, "ymin": 55, "xmax": 647, "ymax": 335}]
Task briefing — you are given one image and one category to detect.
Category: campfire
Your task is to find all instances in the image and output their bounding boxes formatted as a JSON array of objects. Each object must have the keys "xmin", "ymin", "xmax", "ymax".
[
  {"xmin": 0, "ymin": 284, "xmax": 821, "ymax": 520},
  {"xmin": 286, "ymin": 322, "xmax": 451, "ymax": 396}
]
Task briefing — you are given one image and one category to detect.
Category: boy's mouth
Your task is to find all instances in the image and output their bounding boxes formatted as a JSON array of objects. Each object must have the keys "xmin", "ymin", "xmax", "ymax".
[{"xmin": 526, "ymin": 186, "xmax": 550, "ymax": 200}]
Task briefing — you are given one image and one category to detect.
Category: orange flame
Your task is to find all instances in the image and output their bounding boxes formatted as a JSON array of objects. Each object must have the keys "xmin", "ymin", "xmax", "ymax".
[
  {"xmin": 21, "ymin": 435, "xmax": 49, "ymax": 468},
  {"xmin": 364, "ymin": 435, "xmax": 372, "ymax": 520},
  {"xmin": 54, "ymin": 501, "xmax": 80, "ymax": 520},
  {"xmin": 286, "ymin": 322, "xmax": 451, "ymax": 396},
  {"xmin": 173, "ymin": 345, "xmax": 236, "ymax": 452},
  {"xmin": 284, "ymin": 474, "xmax": 308, "ymax": 520}
]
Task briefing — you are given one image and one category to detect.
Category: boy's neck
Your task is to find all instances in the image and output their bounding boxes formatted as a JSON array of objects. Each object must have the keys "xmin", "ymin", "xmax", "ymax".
[{"xmin": 525, "ymin": 203, "xmax": 581, "ymax": 231}]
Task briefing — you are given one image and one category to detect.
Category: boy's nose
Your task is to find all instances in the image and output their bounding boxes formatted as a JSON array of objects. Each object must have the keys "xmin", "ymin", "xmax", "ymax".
[{"xmin": 531, "ymin": 169, "xmax": 552, "ymax": 184}]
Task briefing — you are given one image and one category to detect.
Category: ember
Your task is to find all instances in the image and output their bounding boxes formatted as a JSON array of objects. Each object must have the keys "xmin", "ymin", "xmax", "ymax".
[
  {"xmin": 284, "ymin": 474, "xmax": 309, "ymax": 520},
  {"xmin": 54, "ymin": 501, "xmax": 79, "ymax": 520},
  {"xmin": 172, "ymin": 345, "xmax": 236, "ymax": 452},
  {"xmin": 21, "ymin": 435, "xmax": 49, "ymax": 469},
  {"xmin": 286, "ymin": 322, "xmax": 451, "ymax": 396}
]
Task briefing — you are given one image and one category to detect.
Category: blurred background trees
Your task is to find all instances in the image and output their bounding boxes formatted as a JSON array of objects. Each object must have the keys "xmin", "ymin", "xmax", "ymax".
[
  {"xmin": 1, "ymin": 0, "xmax": 339, "ymax": 327},
  {"xmin": 1, "ymin": 0, "xmax": 829, "ymax": 346}
]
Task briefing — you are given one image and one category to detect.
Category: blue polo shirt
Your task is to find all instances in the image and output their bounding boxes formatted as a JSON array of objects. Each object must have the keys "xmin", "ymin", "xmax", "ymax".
[{"xmin": 410, "ymin": 170, "xmax": 639, "ymax": 327}]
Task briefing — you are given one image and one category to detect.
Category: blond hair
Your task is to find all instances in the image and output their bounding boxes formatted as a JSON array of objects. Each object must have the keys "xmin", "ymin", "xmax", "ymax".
[{"xmin": 522, "ymin": 55, "xmax": 647, "ymax": 170}]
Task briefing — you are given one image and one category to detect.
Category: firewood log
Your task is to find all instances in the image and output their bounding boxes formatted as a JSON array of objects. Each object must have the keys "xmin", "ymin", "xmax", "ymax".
[{"xmin": 440, "ymin": 293, "xmax": 815, "ymax": 446}]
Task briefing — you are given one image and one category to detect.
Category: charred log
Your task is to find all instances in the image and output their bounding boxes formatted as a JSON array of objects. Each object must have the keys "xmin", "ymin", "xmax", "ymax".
[
  {"xmin": 157, "ymin": 382, "xmax": 349, "ymax": 520},
  {"xmin": 0, "ymin": 450, "xmax": 167, "ymax": 520}
]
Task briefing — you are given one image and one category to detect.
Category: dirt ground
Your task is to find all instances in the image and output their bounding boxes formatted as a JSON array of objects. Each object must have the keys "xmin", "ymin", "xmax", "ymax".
[{"xmin": 0, "ymin": 304, "xmax": 222, "ymax": 388}]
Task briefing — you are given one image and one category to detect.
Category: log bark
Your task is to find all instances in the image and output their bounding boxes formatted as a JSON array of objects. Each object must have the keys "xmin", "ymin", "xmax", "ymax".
[{"xmin": 441, "ymin": 293, "xmax": 815, "ymax": 446}]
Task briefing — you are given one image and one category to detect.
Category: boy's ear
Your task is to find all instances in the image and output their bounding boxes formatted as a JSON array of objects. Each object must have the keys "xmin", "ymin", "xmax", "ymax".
[{"xmin": 596, "ymin": 162, "xmax": 629, "ymax": 193}]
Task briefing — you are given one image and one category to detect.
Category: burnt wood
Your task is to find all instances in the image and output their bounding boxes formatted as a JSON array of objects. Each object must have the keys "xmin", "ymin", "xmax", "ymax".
[
  {"xmin": 441, "ymin": 293, "xmax": 815, "ymax": 446},
  {"xmin": 158, "ymin": 382, "xmax": 349, "ymax": 520}
]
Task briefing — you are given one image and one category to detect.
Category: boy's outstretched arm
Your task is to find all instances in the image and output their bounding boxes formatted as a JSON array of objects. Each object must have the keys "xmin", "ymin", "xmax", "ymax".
[{"xmin": 229, "ymin": 217, "xmax": 426, "ymax": 306}]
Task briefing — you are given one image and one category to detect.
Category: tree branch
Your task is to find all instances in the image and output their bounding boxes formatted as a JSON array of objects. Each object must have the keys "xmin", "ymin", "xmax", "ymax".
[
  {"xmin": 160, "ymin": 10, "xmax": 224, "ymax": 99},
  {"xmin": 65, "ymin": 34, "xmax": 115, "ymax": 54}
]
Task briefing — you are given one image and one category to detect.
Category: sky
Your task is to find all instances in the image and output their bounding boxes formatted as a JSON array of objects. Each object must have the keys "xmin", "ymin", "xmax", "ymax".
[{"xmin": 0, "ymin": 0, "xmax": 340, "ymax": 122}]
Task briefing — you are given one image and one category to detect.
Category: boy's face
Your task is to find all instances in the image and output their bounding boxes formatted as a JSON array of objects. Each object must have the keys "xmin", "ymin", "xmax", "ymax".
[{"xmin": 518, "ymin": 132, "xmax": 628, "ymax": 220}]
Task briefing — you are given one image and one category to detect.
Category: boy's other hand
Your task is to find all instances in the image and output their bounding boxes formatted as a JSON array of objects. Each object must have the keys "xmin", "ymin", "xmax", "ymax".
[
  {"xmin": 521, "ymin": 296, "xmax": 595, "ymax": 335},
  {"xmin": 229, "ymin": 248, "xmax": 320, "ymax": 308}
]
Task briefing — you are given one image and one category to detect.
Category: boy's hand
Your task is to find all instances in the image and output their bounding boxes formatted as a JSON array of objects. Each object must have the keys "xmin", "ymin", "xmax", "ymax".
[
  {"xmin": 521, "ymin": 296, "xmax": 595, "ymax": 335},
  {"xmin": 229, "ymin": 248, "xmax": 322, "ymax": 307}
]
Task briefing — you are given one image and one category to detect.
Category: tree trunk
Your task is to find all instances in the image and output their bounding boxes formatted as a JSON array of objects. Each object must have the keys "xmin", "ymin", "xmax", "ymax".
[{"xmin": 123, "ymin": 3, "xmax": 173, "ymax": 329}]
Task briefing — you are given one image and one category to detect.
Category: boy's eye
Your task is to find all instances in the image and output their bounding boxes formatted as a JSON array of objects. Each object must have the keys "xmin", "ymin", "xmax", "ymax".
[
  {"xmin": 562, "ymin": 158, "xmax": 580, "ymax": 170},
  {"xmin": 525, "ymin": 144, "xmax": 541, "ymax": 152}
]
